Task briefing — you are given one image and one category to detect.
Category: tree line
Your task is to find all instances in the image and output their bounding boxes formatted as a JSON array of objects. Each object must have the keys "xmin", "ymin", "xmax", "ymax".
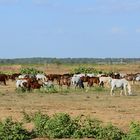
[{"xmin": 0, "ymin": 57, "xmax": 139, "ymax": 65}]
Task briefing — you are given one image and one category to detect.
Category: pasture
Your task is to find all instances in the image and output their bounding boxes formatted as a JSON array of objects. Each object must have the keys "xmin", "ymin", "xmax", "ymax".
[{"xmin": 0, "ymin": 64, "xmax": 140, "ymax": 134}]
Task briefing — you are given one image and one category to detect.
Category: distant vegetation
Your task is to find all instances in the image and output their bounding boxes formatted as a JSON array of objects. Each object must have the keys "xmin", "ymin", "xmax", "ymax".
[{"xmin": 0, "ymin": 58, "xmax": 140, "ymax": 65}]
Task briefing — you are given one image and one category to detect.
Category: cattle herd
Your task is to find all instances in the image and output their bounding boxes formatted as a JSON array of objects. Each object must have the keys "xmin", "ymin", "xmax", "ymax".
[{"xmin": 0, "ymin": 72, "xmax": 140, "ymax": 95}]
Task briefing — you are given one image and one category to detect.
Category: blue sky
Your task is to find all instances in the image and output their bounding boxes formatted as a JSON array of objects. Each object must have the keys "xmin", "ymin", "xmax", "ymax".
[{"xmin": 0, "ymin": 0, "xmax": 140, "ymax": 58}]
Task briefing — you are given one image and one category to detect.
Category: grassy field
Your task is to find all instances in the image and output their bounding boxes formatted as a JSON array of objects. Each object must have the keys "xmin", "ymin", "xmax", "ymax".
[
  {"xmin": 0, "ymin": 63, "xmax": 140, "ymax": 74},
  {"xmin": 0, "ymin": 63, "xmax": 140, "ymax": 135}
]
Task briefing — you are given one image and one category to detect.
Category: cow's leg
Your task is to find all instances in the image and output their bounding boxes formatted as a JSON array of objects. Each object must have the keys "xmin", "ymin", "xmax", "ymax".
[
  {"xmin": 3, "ymin": 79, "xmax": 6, "ymax": 85},
  {"xmin": 110, "ymin": 88, "xmax": 114, "ymax": 96},
  {"xmin": 124, "ymin": 86, "xmax": 127, "ymax": 96},
  {"xmin": 120, "ymin": 90, "xmax": 123, "ymax": 96},
  {"xmin": 110, "ymin": 84, "xmax": 116, "ymax": 96}
]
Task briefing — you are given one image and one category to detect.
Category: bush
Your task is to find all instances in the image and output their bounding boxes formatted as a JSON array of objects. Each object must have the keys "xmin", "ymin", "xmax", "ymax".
[
  {"xmin": 20, "ymin": 67, "xmax": 43, "ymax": 75},
  {"xmin": 97, "ymin": 123, "xmax": 125, "ymax": 140},
  {"xmin": 31, "ymin": 111, "xmax": 50, "ymax": 137},
  {"xmin": 73, "ymin": 67, "xmax": 98, "ymax": 74},
  {"xmin": 72, "ymin": 66, "xmax": 113, "ymax": 75},
  {"xmin": 123, "ymin": 122, "xmax": 140, "ymax": 140},
  {"xmin": 21, "ymin": 112, "xmax": 140, "ymax": 139},
  {"xmin": 0, "ymin": 117, "xmax": 31, "ymax": 140},
  {"xmin": 73, "ymin": 115, "xmax": 102, "ymax": 138},
  {"xmin": 45, "ymin": 113, "xmax": 77, "ymax": 138}
]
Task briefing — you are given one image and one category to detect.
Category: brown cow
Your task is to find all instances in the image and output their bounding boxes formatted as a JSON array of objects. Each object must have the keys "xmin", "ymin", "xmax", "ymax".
[
  {"xmin": 0, "ymin": 74, "xmax": 8, "ymax": 85},
  {"xmin": 87, "ymin": 77, "xmax": 100, "ymax": 87},
  {"xmin": 109, "ymin": 73, "xmax": 121, "ymax": 79},
  {"xmin": 59, "ymin": 76, "xmax": 71, "ymax": 89},
  {"xmin": 124, "ymin": 73, "xmax": 137, "ymax": 84},
  {"xmin": 46, "ymin": 74, "xmax": 62, "ymax": 83},
  {"xmin": 23, "ymin": 78, "xmax": 43, "ymax": 91},
  {"xmin": 9, "ymin": 73, "xmax": 21, "ymax": 81}
]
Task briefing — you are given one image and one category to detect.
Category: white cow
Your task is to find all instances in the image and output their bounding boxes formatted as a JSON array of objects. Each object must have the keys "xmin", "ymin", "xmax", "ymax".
[
  {"xmin": 86, "ymin": 73, "xmax": 95, "ymax": 77},
  {"xmin": 18, "ymin": 74, "xmax": 27, "ymax": 79},
  {"xmin": 110, "ymin": 78, "xmax": 132, "ymax": 96},
  {"xmin": 43, "ymin": 81, "xmax": 54, "ymax": 88},
  {"xmin": 73, "ymin": 74, "xmax": 85, "ymax": 77},
  {"xmin": 16, "ymin": 79, "xmax": 28, "ymax": 88},
  {"xmin": 71, "ymin": 76, "xmax": 81, "ymax": 85},
  {"xmin": 36, "ymin": 74, "xmax": 47, "ymax": 82},
  {"xmin": 99, "ymin": 76, "xmax": 112, "ymax": 87}
]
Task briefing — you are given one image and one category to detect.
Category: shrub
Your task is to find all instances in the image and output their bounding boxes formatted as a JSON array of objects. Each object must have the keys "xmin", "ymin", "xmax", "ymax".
[
  {"xmin": 72, "ymin": 66, "xmax": 113, "ymax": 76},
  {"xmin": 45, "ymin": 113, "xmax": 77, "ymax": 138},
  {"xmin": 20, "ymin": 67, "xmax": 43, "ymax": 75},
  {"xmin": 123, "ymin": 122, "xmax": 140, "ymax": 140},
  {"xmin": 21, "ymin": 112, "xmax": 140, "ymax": 139},
  {"xmin": 72, "ymin": 115, "xmax": 102, "ymax": 138},
  {"xmin": 97, "ymin": 123, "xmax": 125, "ymax": 140},
  {"xmin": 73, "ymin": 67, "xmax": 98, "ymax": 74},
  {"xmin": 0, "ymin": 117, "xmax": 31, "ymax": 140},
  {"xmin": 31, "ymin": 111, "xmax": 50, "ymax": 137}
]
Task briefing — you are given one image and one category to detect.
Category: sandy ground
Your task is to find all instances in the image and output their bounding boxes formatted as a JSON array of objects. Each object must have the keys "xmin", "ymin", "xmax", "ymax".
[{"xmin": 0, "ymin": 80, "xmax": 140, "ymax": 134}]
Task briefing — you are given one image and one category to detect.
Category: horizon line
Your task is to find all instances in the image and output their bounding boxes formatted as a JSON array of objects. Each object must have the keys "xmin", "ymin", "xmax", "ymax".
[{"xmin": 0, "ymin": 57, "xmax": 140, "ymax": 59}]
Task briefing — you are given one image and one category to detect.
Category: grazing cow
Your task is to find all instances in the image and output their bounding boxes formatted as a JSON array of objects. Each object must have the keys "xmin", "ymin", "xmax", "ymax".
[
  {"xmin": 36, "ymin": 73, "xmax": 47, "ymax": 82},
  {"xmin": 16, "ymin": 77, "xmax": 42, "ymax": 91},
  {"xmin": 16, "ymin": 79, "xmax": 28, "ymax": 88},
  {"xmin": 71, "ymin": 75, "xmax": 84, "ymax": 89},
  {"xmin": 26, "ymin": 78, "xmax": 42, "ymax": 90},
  {"xmin": 80, "ymin": 76, "xmax": 89, "ymax": 82},
  {"xmin": 62, "ymin": 73, "xmax": 73, "ymax": 78},
  {"xmin": 99, "ymin": 74, "xmax": 108, "ymax": 77},
  {"xmin": 71, "ymin": 75, "xmax": 81, "ymax": 86},
  {"xmin": 9, "ymin": 73, "xmax": 21, "ymax": 81},
  {"xmin": 120, "ymin": 73, "xmax": 127, "ymax": 78},
  {"xmin": 59, "ymin": 76, "xmax": 71, "ymax": 89},
  {"xmin": 29, "ymin": 82, "xmax": 42, "ymax": 90},
  {"xmin": 73, "ymin": 73, "xmax": 86, "ymax": 78},
  {"xmin": 136, "ymin": 76, "xmax": 140, "ymax": 81},
  {"xmin": 0, "ymin": 74, "xmax": 8, "ymax": 85},
  {"xmin": 109, "ymin": 78, "xmax": 132, "ymax": 96},
  {"xmin": 43, "ymin": 81, "xmax": 54, "ymax": 88},
  {"xmin": 87, "ymin": 77, "xmax": 100, "ymax": 87},
  {"xmin": 124, "ymin": 74, "xmax": 136, "ymax": 85},
  {"xmin": 18, "ymin": 74, "xmax": 28, "ymax": 79},
  {"xmin": 86, "ymin": 73, "xmax": 95, "ymax": 77},
  {"xmin": 99, "ymin": 76, "xmax": 112, "ymax": 88},
  {"xmin": 135, "ymin": 75, "xmax": 140, "ymax": 84},
  {"xmin": 76, "ymin": 78, "xmax": 84, "ymax": 89},
  {"xmin": 109, "ymin": 72, "xmax": 121, "ymax": 79},
  {"xmin": 46, "ymin": 74, "xmax": 62, "ymax": 84}
]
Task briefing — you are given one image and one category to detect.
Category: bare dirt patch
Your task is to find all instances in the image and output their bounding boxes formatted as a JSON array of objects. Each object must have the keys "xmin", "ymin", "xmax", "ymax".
[{"xmin": 0, "ymin": 80, "xmax": 140, "ymax": 133}]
